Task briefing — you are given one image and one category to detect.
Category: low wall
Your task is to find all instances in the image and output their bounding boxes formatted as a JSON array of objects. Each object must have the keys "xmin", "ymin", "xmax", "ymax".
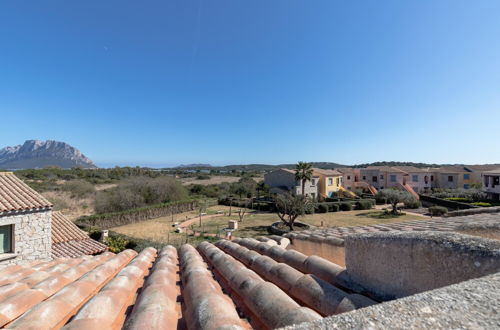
[
  {"xmin": 345, "ymin": 231, "xmax": 500, "ymax": 300},
  {"xmin": 285, "ymin": 234, "xmax": 346, "ymax": 267},
  {"xmin": 445, "ymin": 206, "xmax": 500, "ymax": 217},
  {"xmin": 76, "ymin": 199, "xmax": 204, "ymax": 229}
]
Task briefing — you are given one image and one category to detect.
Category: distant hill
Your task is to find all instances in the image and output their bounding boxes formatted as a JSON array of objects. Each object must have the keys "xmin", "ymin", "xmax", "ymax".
[
  {"xmin": 0, "ymin": 140, "xmax": 96, "ymax": 169},
  {"xmin": 176, "ymin": 164, "xmax": 212, "ymax": 168}
]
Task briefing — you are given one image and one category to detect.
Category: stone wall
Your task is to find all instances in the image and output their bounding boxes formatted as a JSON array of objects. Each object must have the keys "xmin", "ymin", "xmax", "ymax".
[
  {"xmin": 344, "ymin": 231, "xmax": 500, "ymax": 300},
  {"xmin": 0, "ymin": 209, "xmax": 52, "ymax": 266},
  {"xmin": 285, "ymin": 234, "xmax": 346, "ymax": 267}
]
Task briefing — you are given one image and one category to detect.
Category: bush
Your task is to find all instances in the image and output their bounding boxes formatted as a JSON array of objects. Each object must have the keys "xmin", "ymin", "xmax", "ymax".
[
  {"xmin": 339, "ymin": 202, "xmax": 353, "ymax": 211},
  {"xmin": 327, "ymin": 202, "xmax": 340, "ymax": 212},
  {"xmin": 356, "ymin": 200, "xmax": 374, "ymax": 210},
  {"xmin": 61, "ymin": 180, "xmax": 95, "ymax": 197},
  {"xmin": 471, "ymin": 202, "xmax": 492, "ymax": 207},
  {"xmin": 88, "ymin": 226, "xmax": 102, "ymax": 241},
  {"xmin": 404, "ymin": 199, "xmax": 422, "ymax": 209},
  {"xmin": 105, "ymin": 235, "xmax": 129, "ymax": 253},
  {"xmin": 317, "ymin": 203, "xmax": 328, "ymax": 213},
  {"xmin": 445, "ymin": 197, "xmax": 470, "ymax": 202},
  {"xmin": 95, "ymin": 176, "xmax": 188, "ymax": 213},
  {"xmin": 429, "ymin": 206, "xmax": 448, "ymax": 216}
]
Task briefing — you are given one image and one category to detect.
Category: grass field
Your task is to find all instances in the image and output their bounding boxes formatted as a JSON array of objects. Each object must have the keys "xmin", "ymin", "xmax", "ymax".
[{"xmin": 111, "ymin": 205, "xmax": 426, "ymax": 243}]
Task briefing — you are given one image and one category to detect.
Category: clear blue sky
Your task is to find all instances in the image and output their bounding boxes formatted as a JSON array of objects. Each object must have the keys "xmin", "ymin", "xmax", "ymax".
[{"xmin": 1, "ymin": 1, "xmax": 499, "ymax": 167}]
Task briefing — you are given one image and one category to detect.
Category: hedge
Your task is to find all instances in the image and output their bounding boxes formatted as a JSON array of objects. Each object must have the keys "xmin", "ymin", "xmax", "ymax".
[
  {"xmin": 419, "ymin": 194, "xmax": 478, "ymax": 210},
  {"xmin": 356, "ymin": 200, "xmax": 374, "ymax": 210},
  {"xmin": 76, "ymin": 199, "xmax": 211, "ymax": 229},
  {"xmin": 339, "ymin": 202, "xmax": 353, "ymax": 211},
  {"xmin": 429, "ymin": 205, "xmax": 448, "ymax": 216}
]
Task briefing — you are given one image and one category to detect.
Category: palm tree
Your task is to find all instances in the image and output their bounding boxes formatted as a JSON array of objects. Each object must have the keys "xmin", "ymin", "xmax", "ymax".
[{"xmin": 295, "ymin": 161, "xmax": 313, "ymax": 196}]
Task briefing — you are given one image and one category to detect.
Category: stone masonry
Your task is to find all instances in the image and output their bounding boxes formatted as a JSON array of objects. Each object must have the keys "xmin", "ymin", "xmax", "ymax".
[{"xmin": 0, "ymin": 209, "xmax": 52, "ymax": 266}]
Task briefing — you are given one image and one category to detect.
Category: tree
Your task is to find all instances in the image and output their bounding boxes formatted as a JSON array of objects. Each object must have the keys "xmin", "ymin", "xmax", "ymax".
[
  {"xmin": 376, "ymin": 189, "xmax": 417, "ymax": 215},
  {"xmin": 256, "ymin": 181, "xmax": 269, "ymax": 199},
  {"xmin": 275, "ymin": 193, "xmax": 313, "ymax": 230},
  {"xmin": 295, "ymin": 162, "xmax": 314, "ymax": 196}
]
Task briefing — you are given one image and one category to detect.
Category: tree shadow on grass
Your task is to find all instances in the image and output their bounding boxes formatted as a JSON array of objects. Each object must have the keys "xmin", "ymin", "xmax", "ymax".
[{"xmin": 355, "ymin": 211, "xmax": 405, "ymax": 219}]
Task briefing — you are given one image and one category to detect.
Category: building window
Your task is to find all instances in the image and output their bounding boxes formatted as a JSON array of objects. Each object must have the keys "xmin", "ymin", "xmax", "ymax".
[
  {"xmin": 390, "ymin": 175, "xmax": 397, "ymax": 183},
  {"xmin": 337, "ymin": 177, "xmax": 340, "ymax": 185},
  {"xmin": 448, "ymin": 176, "xmax": 453, "ymax": 182},
  {"xmin": 328, "ymin": 178, "xmax": 333, "ymax": 185},
  {"xmin": 464, "ymin": 174, "xmax": 470, "ymax": 180},
  {"xmin": 362, "ymin": 176, "xmax": 366, "ymax": 180},
  {"xmin": 380, "ymin": 175, "xmax": 384, "ymax": 179},
  {"xmin": 412, "ymin": 175, "xmax": 418, "ymax": 182},
  {"xmin": 372, "ymin": 176, "xmax": 378, "ymax": 182},
  {"xmin": 0, "ymin": 225, "xmax": 13, "ymax": 254},
  {"xmin": 311, "ymin": 179, "xmax": 315, "ymax": 186},
  {"xmin": 464, "ymin": 184, "xmax": 470, "ymax": 189},
  {"xmin": 347, "ymin": 176, "xmax": 351, "ymax": 180},
  {"xmin": 431, "ymin": 175, "xmax": 434, "ymax": 182}
]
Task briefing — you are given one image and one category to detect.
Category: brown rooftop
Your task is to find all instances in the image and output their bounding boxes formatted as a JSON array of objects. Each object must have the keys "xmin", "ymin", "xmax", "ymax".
[
  {"xmin": 51, "ymin": 211, "xmax": 108, "ymax": 258},
  {"xmin": 0, "ymin": 172, "xmax": 52, "ymax": 213},
  {"xmin": 312, "ymin": 168, "xmax": 342, "ymax": 176}
]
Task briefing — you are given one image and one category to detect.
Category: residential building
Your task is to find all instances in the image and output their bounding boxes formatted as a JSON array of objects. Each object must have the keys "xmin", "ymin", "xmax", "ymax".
[
  {"xmin": 0, "ymin": 172, "xmax": 52, "ymax": 265},
  {"xmin": 465, "ymin": 165, "xmax": 500, "ymax": 188},
  {"xmin": 336, "ymin": 167, "xmax": 360, "ymax": 190},
  {"xmin": 394, "ymin": 166, "xmax": 435, "ymax": 193},
  {"xmin": 359, "ymin": 166, "xmax": 407, "ymax": 190},
  {"xmin": 433, "ymin": 166, "xmax": 477, "ymax": 189},
  {"xmin": 312, "ymin": 168, "xmax": 343, "ymax": 198},
  {"xmin": 483, "ymin": 169, "xmax": 500, "ymax": 200},
  {"xmin": 264, "ymin": 168, "xmax": 319, "ymax": 198}
]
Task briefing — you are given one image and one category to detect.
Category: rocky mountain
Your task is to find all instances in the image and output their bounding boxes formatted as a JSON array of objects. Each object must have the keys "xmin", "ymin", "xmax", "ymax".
[{"xmin": 0, "ymin": 140, "xmax": 96, "ymax": 169}]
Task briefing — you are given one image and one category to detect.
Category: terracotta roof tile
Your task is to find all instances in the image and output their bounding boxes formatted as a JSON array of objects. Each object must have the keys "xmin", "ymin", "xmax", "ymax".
[
  {"xmin": 51, "ymin": 211, "xmax": 108, "ymax": 258},
  {"xmin": 0, "ymin": 238, "xmax": 390, "ymax": 329},
  {"xmin": 0, "ymin": 172, "xmax": 52, "ymax": 212}
]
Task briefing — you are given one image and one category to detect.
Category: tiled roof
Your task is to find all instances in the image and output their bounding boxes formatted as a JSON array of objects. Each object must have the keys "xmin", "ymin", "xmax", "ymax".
[
  {"xmin": 364, "ymin": 166, "xmax": 407, "ymax": 173},
  {"xmin": 394, "ymin": 166, "xmax": 433, "ymax": 173},
  {"xmin": 0, "ymin": 240, "xmax": 378, "ymax": 329},
  {"xmin": 312, "ymin": 168, "xmax": 342, "ymax": 176},
  {"xmin": 51, "ymin": 211, "xmax": 107, "ymax": 258},
  {"xmin": 0, "ymin": 172, "xmax": 52, "ymax": 213}
]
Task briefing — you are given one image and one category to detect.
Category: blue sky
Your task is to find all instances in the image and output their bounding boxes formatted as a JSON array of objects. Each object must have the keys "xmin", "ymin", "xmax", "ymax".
[{"xmin": 1, "ymin": 1, "xmax": 499, "ymax": 167}]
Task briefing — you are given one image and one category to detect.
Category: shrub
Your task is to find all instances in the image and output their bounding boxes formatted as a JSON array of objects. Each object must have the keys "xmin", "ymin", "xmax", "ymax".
[
  {"xmin": 94, "ymin": 176, "xmax": 188, "ymax": 213},
  {"xmin": 404, "ymin": 199, "xmax": 422, "ymax": 209},
  {"xmin": 471, "ymin": 202, "xmax": 492, "ymax": 207},
  {"xmin": 106, "ymin": 235, "xmax": 129, "ymax": 253},
  {"xmin": 445, "ymin": 197, "xmax": 470, "ymax": 202},
  {"xmin": 62, "ymin": 180, "xmax": 95, "ymax": 198},
  {"xmin": 429, "ymin": 206, "xmax": 448, "ymax": 216},
  {"xmin": 327, "ymin": 202, "xmax": 340, "ymax": 212},
  {"xmin": 339, "ymin": 202, "xmax": 353, "ymax": 211},
  {"xmin": 88, "ymin": 226, "xmax": 102, "ymax": 241},
  {"xmin": 317, "ymin": 203, "xmax": 328, "ymax": 213},
  {"xmin": 356, "ymin": 200, "xmax": 374, "ymax": 210}
]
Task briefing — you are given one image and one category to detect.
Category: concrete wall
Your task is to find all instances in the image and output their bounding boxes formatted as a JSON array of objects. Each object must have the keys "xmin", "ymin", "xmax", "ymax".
[
  {"xmin": 0, "ymin": 209, "xmax": 52, "ymax": 266},
  {"xmin": 286, "ymin": 234, "xmax": 346, "ymax": 267},
  {"xmin": 344, "ymin": 231, "xmax": 500, "ymax": 300}
]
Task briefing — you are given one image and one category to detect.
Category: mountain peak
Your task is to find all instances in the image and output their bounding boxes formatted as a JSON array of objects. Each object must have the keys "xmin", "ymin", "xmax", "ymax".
[{"xmin": 0, "ymin": 140, "xmax": 96, "ymax": 169}]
